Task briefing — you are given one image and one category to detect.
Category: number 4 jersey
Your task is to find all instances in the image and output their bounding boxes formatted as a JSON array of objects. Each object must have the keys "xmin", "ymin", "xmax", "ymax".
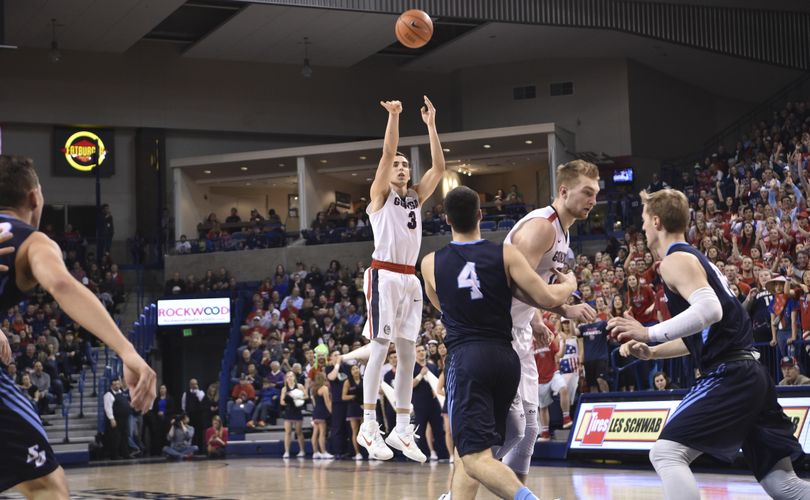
[
  {"xmin": 369, "ymin": 188, "xmax": 422, "ymax": 266},
  {"xmin": 434, "ymin": 240, "xmax": 513, "ymax": 350}
]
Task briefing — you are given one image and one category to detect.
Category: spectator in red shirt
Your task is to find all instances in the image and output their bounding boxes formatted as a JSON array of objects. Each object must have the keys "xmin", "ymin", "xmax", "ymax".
[
  {"xmin": 205, "ymin": 415, "xmax": 228, "ymax": 458},
  {"xmin": 625, "ymin": 275, "xmax": 656, "ymax": 326},
  {"xmin": 231, "ymin": 376, "xmax": 256, "ymax": 401},
  {"xmin": 533, "ymin": 315, "xmax": 569, "ymax": 441}
]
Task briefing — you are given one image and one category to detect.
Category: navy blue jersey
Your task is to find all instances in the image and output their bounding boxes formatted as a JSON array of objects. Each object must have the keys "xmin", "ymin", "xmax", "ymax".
[
  {"xmin": 579, "ymin": 320, "xmax": 609, "ymax": 361},
  {"xmin": 434, "ymin": 240, "xmax": 512, "ymax": 350},
  {"xmin": 663, "ymin": 243, "xmax": 753, "ymax": 371},
  {"xmin": 412, "ymin": 362, "xmax": 439, "ymax": 406},
  {"xmin": 0, "ymin": 215, "xmax": 37, "ymax": 311}
]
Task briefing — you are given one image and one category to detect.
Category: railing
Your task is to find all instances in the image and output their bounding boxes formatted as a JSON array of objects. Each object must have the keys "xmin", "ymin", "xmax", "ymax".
[
  {"xmin": 608, "ymin": 340, "xmax": 803, "ymax": 392},
  {"xmin": 219, "ymin": 295, "xmax": 247, "ymax": 422},
  {"xmin": 129, "ymin": 304, "xmax": 157, "ymax": 361},
  {"xmin": 61, "ymin": 390, "xmax": 73, "ymax": 444}
]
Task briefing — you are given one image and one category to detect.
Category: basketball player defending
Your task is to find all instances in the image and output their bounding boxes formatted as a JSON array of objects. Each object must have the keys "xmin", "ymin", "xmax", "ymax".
[
  {"xmin": 609, "ymin": 188, "xmax": 810, "ymax": 500},
  {"xmin": 422, "ymin": 186, "xmax": 578, "ymax": 500},
  {"xmin": 500, "ymin": 160, "xmax": 599, "ymax": 480},
  {"xmin": 0, "ymin": 156, "xmax": 157, "ymax": 499},
  {"xmin": 355, "ymin": 97, "xmax": 445, "ymax": 462}
]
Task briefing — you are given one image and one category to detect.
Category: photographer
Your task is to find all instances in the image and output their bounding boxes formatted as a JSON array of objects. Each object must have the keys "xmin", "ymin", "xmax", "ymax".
[{"xmin": 162, "ymin": 414, "xmax": 198, "ymax": 460}]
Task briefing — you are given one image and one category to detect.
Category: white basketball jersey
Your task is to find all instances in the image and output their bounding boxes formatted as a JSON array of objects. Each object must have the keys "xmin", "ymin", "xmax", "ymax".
[
  {"xmin": 505, "ymin": 206, "xmax": 570, "ymax": 352},
  {"xmin": 369, "ymin": 188, "xmax": 422, "ymax": 266}
]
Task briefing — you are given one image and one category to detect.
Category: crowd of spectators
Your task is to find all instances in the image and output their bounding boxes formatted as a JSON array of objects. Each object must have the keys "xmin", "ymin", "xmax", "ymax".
[
  {"xmin": 174, "ymin": 207, "xmax": 287, "ymax": 255},
  {"xmin": 2, "ymin": 225, "xmax": 125, "ymax": 425}
]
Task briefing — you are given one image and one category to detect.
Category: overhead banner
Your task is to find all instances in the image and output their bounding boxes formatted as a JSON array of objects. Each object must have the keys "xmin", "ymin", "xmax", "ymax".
[
  {"xmin": 157, "ymin": 297, "xmax": 231, "ymax": 326},
  {"xmin": 52, "ymin": 127, "xmax": 115, "ymax": 177},
  {"xmin": 570, "ymin": 397, "xmax": 810, "ymax": 453}
]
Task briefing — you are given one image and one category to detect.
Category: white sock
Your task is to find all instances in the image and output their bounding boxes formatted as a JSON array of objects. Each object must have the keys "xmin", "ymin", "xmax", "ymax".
[
  {"xmin": 541, "ymin": 426, "xmax": 549, "ymax": 433},
  {"xmin": 364, "ymin": 409, "xmax": 376, "ymax": 423},
  {"xmin": 395, "ymin": 413, "xmax": 410, "ymax": 432},
  {"xmin": 563, "ymin": 411, "xmax": 569, "ymax": 418}
]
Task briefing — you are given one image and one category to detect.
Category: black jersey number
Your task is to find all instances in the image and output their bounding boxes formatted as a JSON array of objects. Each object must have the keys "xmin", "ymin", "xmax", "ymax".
[{"xmin": 407, "ymin": 211, "xmax": 417, "ymax": 229}]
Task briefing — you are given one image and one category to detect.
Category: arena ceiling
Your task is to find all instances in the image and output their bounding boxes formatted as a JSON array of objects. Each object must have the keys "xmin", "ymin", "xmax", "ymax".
[{"xmin": 3, "ymin": 0, "xmax": 805, "ymax": 104}]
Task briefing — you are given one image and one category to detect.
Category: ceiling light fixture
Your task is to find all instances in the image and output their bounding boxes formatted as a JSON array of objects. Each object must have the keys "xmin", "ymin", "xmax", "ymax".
[
  {"xmin": 359, "ymin": 156, "xmax": 367, "ymax": 160},
  {"xmin": 203, "ymin": 170, "xmax": 212, "ymax": 174},
  {"xmin": 319, "ymin": 159, "xmax": 327, "ymax": 164},
  {"xmin": 301, "ymin": 37, "xmax": 313, "ymax": 78},
  {"xmin": 351, "ymin": 173, "xmax": 358, "ymax": 176},
  {"xmin": 524, "ymin": 139, "xmax": 533, "ymax": 145},
  {"xmin": 49, "ymin": 19, "xmax": 61, "ymax": 63},
  {"xmin": 442, "ymin": 148, "xmax": 450, "ymax": 153},
  {"xmin": 240, "ymin": 166, "xmax": 248, "ymax": 171},
  {"xmin": 483, "ymin": 144, "xmax": 491, "ymax": 149},
  {"xmin": 278, "ymin": 163, "xmax": 285, "ymax": 167}
]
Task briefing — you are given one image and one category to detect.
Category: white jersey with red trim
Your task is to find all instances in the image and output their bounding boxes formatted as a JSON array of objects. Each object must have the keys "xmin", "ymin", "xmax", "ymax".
[
  {"xmin": 368, "ymin": 188, "xmax": 422, "ymax": 266},
  {"xmin": 504, "ymin": 206, "xmax": 570, "ymax": 352}
]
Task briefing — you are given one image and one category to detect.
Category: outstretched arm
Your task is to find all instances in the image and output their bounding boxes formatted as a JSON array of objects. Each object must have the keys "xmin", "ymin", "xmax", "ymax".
[
  {"xmin": 608, "ymin": 252, "xmax": 721, "ymax": 343},
  {"xmin": 25, "ymin": 233, "xmax": 156, "ymax": 412},
  {"xmin": 413, "ymin": 96, "xmax": 446, "ymax": 204},
  {"xmin": 369, "ymin": 100, "xmax": 402, "ymax": 211}
]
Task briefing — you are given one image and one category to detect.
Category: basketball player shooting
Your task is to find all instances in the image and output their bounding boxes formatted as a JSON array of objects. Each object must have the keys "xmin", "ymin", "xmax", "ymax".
[
  {"xmin": 0, "ymin": 156, "xmax": 157, "ymax": 499},
  {"xmin": 608, "ymin": 188, "xmax": 810, "ymax": 500},
  {"xmin": 353, "ymin": 96, "xmax": 446, "ymax": 462}
]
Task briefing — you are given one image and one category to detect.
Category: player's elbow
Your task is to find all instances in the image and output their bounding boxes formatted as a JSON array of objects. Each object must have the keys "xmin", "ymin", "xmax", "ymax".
[
  {"xmin": 40, "ymin": 273, "xmax": 77, "ymax": 298},
  {"xmin": 704, "ymin": 298, "xmax": 723, "ymax": 325}
]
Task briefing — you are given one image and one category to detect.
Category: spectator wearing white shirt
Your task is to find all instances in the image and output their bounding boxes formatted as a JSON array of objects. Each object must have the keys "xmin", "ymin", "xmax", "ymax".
[
  {"xmin": 175, "ymin": 235, "xmax": 192, "ymax": 254},
  {"xmin": 281, "ymin": 287, "xmax": 304, "ymax": 311}
]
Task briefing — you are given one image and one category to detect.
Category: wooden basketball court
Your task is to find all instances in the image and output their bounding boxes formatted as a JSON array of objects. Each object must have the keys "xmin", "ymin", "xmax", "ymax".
[{"xmin": 0, "ymin": 459, "xmax": 770, "ymax": 499}]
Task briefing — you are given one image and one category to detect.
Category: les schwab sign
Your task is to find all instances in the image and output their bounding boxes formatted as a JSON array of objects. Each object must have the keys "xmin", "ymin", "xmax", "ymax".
[
  {"xmin": 157, "ymin": 298, "xmax": 231, "ymax": 326},
  {"xmin": 570, "ymin": 398, "xmax": 810, "ymax": 452}
]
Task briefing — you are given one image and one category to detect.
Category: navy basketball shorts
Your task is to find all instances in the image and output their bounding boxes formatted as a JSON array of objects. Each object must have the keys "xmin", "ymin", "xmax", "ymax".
[
  {"xmin": 0, "ymin": 373, "xmax": 59, "ymax": 492},
  {"xmin": 584, "ymin": 359, "xmax": 609, "ymax": 387},
  {"xmin": 659, "ymin": 359, "xmax": 803, "ymax": 481},
  {"xmin": 445, "ymin": 342, "xmax": 520, "ymax": 457}
]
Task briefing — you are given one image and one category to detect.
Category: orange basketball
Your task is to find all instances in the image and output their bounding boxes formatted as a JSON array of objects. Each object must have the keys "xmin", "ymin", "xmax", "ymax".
[{"xmin": 395, "ymin": 9, "xmax": 433, "ymax": 49}]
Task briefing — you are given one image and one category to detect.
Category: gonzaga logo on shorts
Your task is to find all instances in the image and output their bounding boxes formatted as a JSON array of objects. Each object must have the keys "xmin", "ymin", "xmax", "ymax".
[{"xmin": 157, "ymin": 297, "xmax": 231, "ymax": 326}]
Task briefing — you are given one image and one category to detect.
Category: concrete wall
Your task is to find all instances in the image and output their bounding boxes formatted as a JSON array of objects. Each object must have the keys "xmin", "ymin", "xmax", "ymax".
[
  {"xmin": 627, "ymin": 60, "xmax": 753, "ymax": 164},
  {"xmin": 457, "ymin": 58, "xmax": 632, "ymax": 157},
  {"xmin": 164, "ymin": 231, "xmax": 508, "ymax": 282}
]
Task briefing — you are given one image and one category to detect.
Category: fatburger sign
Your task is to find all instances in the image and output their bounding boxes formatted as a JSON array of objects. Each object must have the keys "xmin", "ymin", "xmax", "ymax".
[
  {"xmin": 157, "ymin": 297, "xmax": 231, "ymax": 326},
  {"xmin": 62, "ymin": 131, "xmax": 108, "ymax": 172},
  {"xmin": 52, "ymin": 127, "xmax": 115, "ymax": 177}
]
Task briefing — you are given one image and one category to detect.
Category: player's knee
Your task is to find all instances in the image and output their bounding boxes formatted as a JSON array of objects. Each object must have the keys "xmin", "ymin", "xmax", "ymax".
[
  {"xmin": 649, "ymin": 440, "xmax": 685, "ymax": 470},
  {"xmin": 17, "ymin": 467, "xmax": 69, "ymax": 500},
  {"xmin": 460, "ymin": 450, "xmax": 489, "ymax": 480}
]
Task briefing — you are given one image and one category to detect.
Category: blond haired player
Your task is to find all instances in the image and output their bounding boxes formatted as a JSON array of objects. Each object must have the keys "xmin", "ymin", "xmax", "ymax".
[
  {"xmin": 353, "ymin": 96, "xmax": 446, "ymax": 462},
  {"xmin": 610, "ymin": 189, "xmax": 809, "ymax": 500},
  {"xmin": 500, "ymin": 160, "xmax": 599, "ymax": 480}
]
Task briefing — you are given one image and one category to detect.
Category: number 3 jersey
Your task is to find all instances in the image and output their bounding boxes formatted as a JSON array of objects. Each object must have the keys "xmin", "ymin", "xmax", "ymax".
[
  {"xmin": 435, "ymin": 240, "xmax": 513, "ymax": 350},
  {"xmin": 369, "ymin": 188, "xmax": 422, "ymax": 266}
]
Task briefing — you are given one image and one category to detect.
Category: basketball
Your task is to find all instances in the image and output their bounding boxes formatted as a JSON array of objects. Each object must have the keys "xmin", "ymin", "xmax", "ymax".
[{"xmin": 395, "ymin": 9, "xmax": 433, "ymax": 49}]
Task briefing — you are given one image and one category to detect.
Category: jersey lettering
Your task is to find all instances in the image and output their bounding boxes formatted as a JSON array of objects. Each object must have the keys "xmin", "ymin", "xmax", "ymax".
[
  {"xmin": 457, "ymin": 262, "xmax": 483, "ymax": 300},
  {"xmin": 407, "ymin": 211, "xmax": 417, "ymax": 229}
]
